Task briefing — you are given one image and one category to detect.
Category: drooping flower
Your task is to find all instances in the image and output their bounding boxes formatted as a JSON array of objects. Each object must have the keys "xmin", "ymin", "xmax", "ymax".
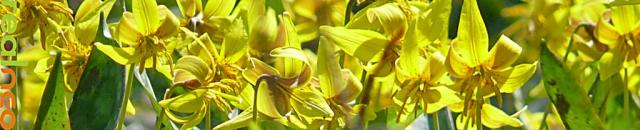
[
  {"xmin": 444, "ymin": 0, "xmax": 536, "ymax": 128},
  {"xmin": 594, "ymin": 2, "xmax": 640, "ymax": 80},
  {"xmin": 95, "ymin": 0, "xmax": 180, "ymax": 78}
]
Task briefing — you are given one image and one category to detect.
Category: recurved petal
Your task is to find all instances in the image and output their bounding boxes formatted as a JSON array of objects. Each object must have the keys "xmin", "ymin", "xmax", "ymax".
[
  {"xmin": 158, "ymin": 89, "xmax": 207, "ymax": 113},
  {"xmin": 422, "ymin": 86, "xmax": 462, "ymax": 113},
  {"xmin": 481, "ymin": 104, "xmax": 523, "ymax": 128},
  {"xmin": 116, "ymin": 12, "xmax": 142, "ymax": 46},
  {"xmin": 425, "ymin": 52, "xmax": 447, "ymax": 83},
  {"xmin": 333, "ymin": 69, "xmax": 363, "ymax": 104},
  {"xmin": 455, "ymin": 0, "xmax": 489, "ymax": 67},
  {"xmin": 95, "ymin": 43, "xmax": 141, "ymax": 65},
  {"xmin": 256, "ymin": 80, "xmax": 290, "ymax": 118},
  {"xmin": 486, "ymin": 35, "xmax": 523, "ymax": 70},
  {"xmin": 611, "ymin": 4, "xmax": 640, "ymax": 34},
  {"xmin": 595, "ymin": 15, "xmax": 621, "ymax": 48},
  {"xmin": 242, "ymin": 58, "xmax": 280, "ymax": 85},
  {"xmin": 173, "ymin": 56, "xmax": 210, "ymax": 86},
  {"xmin": 599, "ymin": 46, "xmax": 627, "ymax": 80},
  {"xmin": 271, "ymin": 47, "xmax": 313, "ymax": 87},
  {"xmin": 290, "ymin": 85, "xmax": 334, "ymax": 118},
  {"xmin": 319, "ymin": 26, "xmax": 389, "ymax": 61},
  {"xmin": 491, "ymin": 63, "xmax": 538, "ymax": 93},
  {"xmin": 155, "ymin": 5, "xmax": 180, "ymax": 39},
  {"xmin": 445, "ymin": 44, "xmax": 473, "ymax": 78},
  {"xmin": 366, "ymin": 3, "xmax": 407, "ymax": 38}
]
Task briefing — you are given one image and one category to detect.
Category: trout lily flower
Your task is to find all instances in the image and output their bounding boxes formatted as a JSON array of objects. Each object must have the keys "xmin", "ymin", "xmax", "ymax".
[
  {"xmin": 95, "ymin": 0, "xmax": 179, "ymax": 78},
  {"xmin": 594, "ymin": 2, "xmax": 640, "ymax": 80},
  {"xmin": 445, "ymin": 0, "xmax": 536, "ymax": 129},
  {"xmin": 316, "ymin": 36, "xmax": 364, "ymax": 129},
  {"xmin": 33, "ymin": 0, "xmax": 115, "ymax": 92},
  {"xmin": 13, "ymin": 0, "xmax": 73, "ymax": 49},
  {"xmin": 393, "ymin": 18, "xmax": 460, "ymax": 121}
]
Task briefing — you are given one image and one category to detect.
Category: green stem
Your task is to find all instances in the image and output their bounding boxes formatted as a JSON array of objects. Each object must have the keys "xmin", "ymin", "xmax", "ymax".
[
  {"xmin": 563, "ymin": 24, "xmax": 591, "ymax": 62},
  {"xmin": 344, "ymin": 0, "xmax": 356, "ymax": 25},
  {"xmin": 432, "ymin": 113, "xmax": 440, "ymax": 130},
  {"xmin": 206, "ymin": 102, "xmax": 212, "ymax": 130},
  {"xmin": 475, "ymin": 87, "xmax": 482, "ymax": 130},
  {"xmin": 117, "ymin": 65, "xmax": 135, "ymax": 130},
  {"xmin": 155, "ymin": 86, "xmax": 178, "ymax": 130},
  {"xmin": 624, "ymin": 68, "xmax": 629, "ymax": 119},
  {"xmin": 539, "ymin": 103, "xmax": 551, "ymax": 130}
]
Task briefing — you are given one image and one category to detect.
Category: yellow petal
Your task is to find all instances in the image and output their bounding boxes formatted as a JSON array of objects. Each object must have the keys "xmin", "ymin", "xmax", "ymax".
[
  {"xmin": 422, "ymin": 86, "xmax": 461, "ymax": 113},
  {"xmin": 95, "ymin": 43, "xmax": 141, "ymax": 65},
  {"xmin": 399, "ymin": 20, "xmax": 425, "ymax": 76},
  {"xmin": 290, "ymin": 85, "xmax": 334, "ymax": 118},
  {"xmin": 116, "ymin": 12, "xmax": 142, "ymax": 46},
  {"xmin": 158, "ymin": 89, "xmax": 206, "ymax": 113},
  {"xmin": 278, "ymin": 12, "xmax": 301, "ymax": 49},
  {"xmin": 491, "ymin": 63, "xmax": 538, "ymax": 93},
  {"xmin": 155, "ymin": 5, "xmax": 180, "ymax": 39},
  {"xmin": 611, "ymin": 4, "xmax": 640, "ymax": 34},
  {"xmin": 317, "ymin": 37, "xmax": 346, "ymax": 98},
  {"xmin": 271, "ymin": 47, "xmax": 312, "ymax": 86},
  {"xmin": 599, "ymin": 46, "xmax": 627, "ymax": 80},
  {"xmin": 445, "ymin": 44, "xmax": 473, "ymax": 78},
  {"xmin": 486, "ymin": 35, "xmax": 523, "ymax": 70},
  {"xmin": 221, "ymin": 18, "xmax": 248, "ymax": 63},
  {"xmin": 595, "ymin": 14, "xmax": 621, "ymax": 48},
  {"xmin": 203, "ymin": 0, "xmax": 235, "ymax": 18},
  {"xmin": 132, "ymin": 0, "xmax": 160, "ymax": 35},
  {"xmin": 319, "ymin": 26, "xmax": 389, "ymax": 61},
  {"xmin": 173, "ymin": 56, "xmax": 210, "ymax": 86},
  {"xmin": 334, "ymin": 69, "xmax": 363, "ymax": 104},
  {"xmin": 455, "ymin": 0, "xmax": 488, "ymax": 66},
  {"xmin": 176, "ymin": 0, "xmax": 202, "ymax": 18},
  {"xmin": 126, "ymin": 100, "xmax": 136, "ymax": 116},
  {"xmin": 213, "ymin": 108, "xmax": 254, "ymax": 130},
  {"xmin": 295, "ymin": 21, "xmax": 319, "ymax": 43},
  {"xmin": 424, "ymin": 52, "xmax": 447, "ymax": 83},
  {"xmin": 455, "ymin": 114, "xmax": 478, "ymax": 130},
  {"xmin": 256, "ymin": 80, "xmax": 289, "ymax": 118},
  {"xmin": 481, "ymin": 104, "xmax": 523, "ymax": 128},
  {"xmin": 365, "ymin": 3, "xmax": 407, "ymax": 38},
  {"xmin": 74, "ymin": 0, "xmax": 101, "ymax": 43},
  {"xmin": 242, "ymin": 58, "xmax": 280, "ymax": 86}
]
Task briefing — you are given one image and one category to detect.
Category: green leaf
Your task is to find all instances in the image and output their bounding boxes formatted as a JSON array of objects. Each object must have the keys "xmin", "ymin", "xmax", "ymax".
[
  {"xmin": 541, "ymin": 44, "xmax": 604, "ymax": 129},
  {"xmin": 68, "ymin": 18, "xmax": 126, "ymax": 129},
  {"xmin": 34, "ymin": 53, "xmax": 71, "ymax": 130}
]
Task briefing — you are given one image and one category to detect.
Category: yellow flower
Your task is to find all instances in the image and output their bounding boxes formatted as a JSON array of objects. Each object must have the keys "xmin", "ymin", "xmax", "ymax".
[
  {"xmin": 394, "ymin": 17, "xmax": 460, "ymax": 117},
  {"xmin": 453, "ymin": 103, "xmax": 523, "ymax": 129},
  {"xmin": 445, "ymin": 0, "xmax": 536, "ymax": 128},
  {"xmin": 95, "ymin": 0, "xmax": 180, "ymax": 78},
  {"xmin": 13, "ymin": 0, "xmax": 73, "ymax": 49},
  {"xmin": 594, "ymin": 3, "xmax": 640, "ymax": 80}
]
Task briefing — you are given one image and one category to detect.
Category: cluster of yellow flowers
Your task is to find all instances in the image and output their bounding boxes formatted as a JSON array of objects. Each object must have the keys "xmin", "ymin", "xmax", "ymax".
[{"xmin": 7, "ymin": 0, "xmax": 640, "ymax": 129}]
